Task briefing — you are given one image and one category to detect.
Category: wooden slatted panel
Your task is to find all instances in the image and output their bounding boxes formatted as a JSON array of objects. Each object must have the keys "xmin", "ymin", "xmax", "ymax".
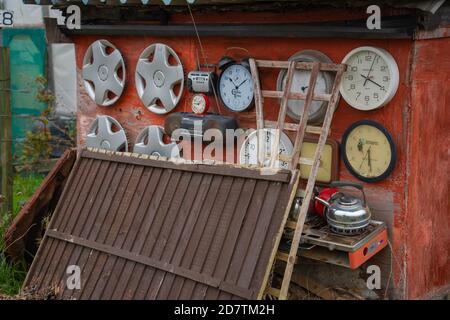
[{"xmin": 23, "ymin": 149, "xmax": 299, "ymax": 300}]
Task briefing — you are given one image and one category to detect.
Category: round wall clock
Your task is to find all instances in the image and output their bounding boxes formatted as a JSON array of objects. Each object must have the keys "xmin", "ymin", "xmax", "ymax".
[
  {"xmin": 191, "ymin": 94, "xmax": 210, "ymax": 114},
  {"xmin": 239, "ymin": 129, "xmax": 294, "ymax": 169},
  {"xmin": 341, "ymin": 120, "xmax": 397, "ymax": 183},
  {"xmin": 340, "ymin": 46, "xmax": 399, "ymax": 111},
  {"xmin": 277, "ymin": 50, "xmax": 335, "ymax": 124},
  {"xmin": 218, "ymin": 58, "xmax": 254, "ymax": 112}
]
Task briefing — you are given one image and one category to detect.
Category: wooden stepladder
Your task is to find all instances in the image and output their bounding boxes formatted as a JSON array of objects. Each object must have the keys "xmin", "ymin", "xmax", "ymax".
[{"xmin": 249, "ymin": 59, "xmax": 346, "ymax": 300}]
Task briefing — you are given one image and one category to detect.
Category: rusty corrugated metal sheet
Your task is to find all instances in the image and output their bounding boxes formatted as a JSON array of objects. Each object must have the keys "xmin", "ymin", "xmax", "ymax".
[{"xmin": 24, "ymin": 149, "xmax": 299, "ymax": 300}]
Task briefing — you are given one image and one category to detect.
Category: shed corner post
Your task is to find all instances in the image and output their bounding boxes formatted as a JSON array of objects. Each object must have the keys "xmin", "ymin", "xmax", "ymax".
[{"xmin": 0, "ymin": 47, "xmax": 12, "ymax": 218}]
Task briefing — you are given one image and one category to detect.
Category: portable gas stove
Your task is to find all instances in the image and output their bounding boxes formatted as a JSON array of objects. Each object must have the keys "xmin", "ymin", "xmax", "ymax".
[{"xmin": 282, "ymin": 217, "xmax": 388, "ymax": 269}]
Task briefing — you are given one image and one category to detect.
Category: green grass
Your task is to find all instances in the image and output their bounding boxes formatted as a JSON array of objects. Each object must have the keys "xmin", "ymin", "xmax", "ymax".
[{"xmin": 0, "ymin": 173, "xmax": 44, "ymax": 297}]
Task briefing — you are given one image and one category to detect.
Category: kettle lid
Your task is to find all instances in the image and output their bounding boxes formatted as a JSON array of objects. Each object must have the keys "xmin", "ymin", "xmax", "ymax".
[{"xmin": 338, "ymin": 195, "xmax": 358, "ymax": 206}]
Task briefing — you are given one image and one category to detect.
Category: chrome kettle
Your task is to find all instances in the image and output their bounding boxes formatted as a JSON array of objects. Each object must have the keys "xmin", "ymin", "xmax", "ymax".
[{"xmin": 315, "ymin": 181, "xmax": 371, "ymax": 235}]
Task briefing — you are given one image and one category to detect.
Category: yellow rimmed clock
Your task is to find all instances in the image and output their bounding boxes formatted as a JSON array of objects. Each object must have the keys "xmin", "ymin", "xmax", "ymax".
[{"xmin": 341, "ymin": 120, "xmax": 397, "ymax": 183}]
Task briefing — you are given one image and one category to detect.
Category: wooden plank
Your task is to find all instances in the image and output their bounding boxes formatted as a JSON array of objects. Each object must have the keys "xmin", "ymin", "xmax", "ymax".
[
  {"xmin": 24, "ymin": 151, "xmax": 299, "ymax": 301},
  {"xmin": 291, "ymin": 62, "xmax": 321, "ymax": 169},
  {"xmin": 266, "ymin": 287, "xmax": 281, "ymax": 298},
  {"xmin": 255, "ymin": 60, "xmax": 341, "ymax": 72},
  {"xmin": 119, "ymin": 168, "xmax": 172, "ymax": 300},
  {"xmin": 46, "ymin": 229, "xmax": 254, "ymax": 299},
  {"xmin": 249, "ymin": 58, "xmax": 266, "ymax": 166},
  {"xmin": 261, "ymin": 90, "xmax": 331, "ymax": 102},
  {"xmin": 257, "ymin": 171, "xmax": 300, "ymax": 299},
  {"xmin": 4, "ymin": 148, "xmax": 76, "ymax": 263},
  {"xmin": 290, "ymin": 272, "xmax": 342, "ymax": 300},
  {"xmin": 269, "ymin": 60, "xmax": 296, "ymax": 168},
  {"xmin": 279, "ymin": 64, "xmax": 346, "ymax": 300},
  {"xmin": 264, "ymin": 120, "xmax": 324, "ymax": 135},
  {"xmin": 81, "ymin": 149, "xmax": 292, "ymax": 183},
  {"xmin": 0, "ymin": 48, "xmax": 12, "ymax": 215},
  {"xmin": 176, "ymin": 175, "xmax": 226, "ymax": 299}
]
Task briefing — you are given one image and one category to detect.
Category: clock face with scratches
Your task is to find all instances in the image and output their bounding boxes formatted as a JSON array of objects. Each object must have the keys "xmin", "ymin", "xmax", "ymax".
[
  {"xmin": 277, "ymin": 50, "xmax": 335, "ymax": 124},
  {"xmin": 218, "ymin": 63, "xmax": 254, "ymax": 112},
  {"xmin": 340, "ymin": 46, "xmax": 399, "ymax": 111},
  {"xmin": 239, "ymin": 129, "xmax": 294, "ymax": 169},
  {"xmin": 341, "ymin": 120, "xmax": 397, "ymax": 183}
]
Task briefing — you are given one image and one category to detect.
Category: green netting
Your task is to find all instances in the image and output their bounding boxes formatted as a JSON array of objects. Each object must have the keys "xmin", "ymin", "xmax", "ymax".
[{"xmin": 2, "ymin": 28, "xmax": 46, "ymax": 157}]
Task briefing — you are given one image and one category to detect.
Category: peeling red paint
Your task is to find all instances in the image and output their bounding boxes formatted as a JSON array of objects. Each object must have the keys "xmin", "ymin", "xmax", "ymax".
[{"xmin": 71, "ymin": 11, "xmax": 449, "ymax": 299}]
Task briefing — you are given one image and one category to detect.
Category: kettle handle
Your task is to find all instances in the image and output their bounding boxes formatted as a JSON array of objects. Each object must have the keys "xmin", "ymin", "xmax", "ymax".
[{"xmin": 330, "ymin": 181, "xmax": 367, "ymax": 206}]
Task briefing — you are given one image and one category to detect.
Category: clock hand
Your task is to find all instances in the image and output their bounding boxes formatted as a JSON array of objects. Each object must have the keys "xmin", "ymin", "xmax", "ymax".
[
  {"xmin": 364, "ymin": 54, "xmax": 378, "ymax": 87},
  {"xmin": 359, "ymin": 146, "xmax": 372, "ymax": 170},
  {"xmin": 227, "ymin": 77, "xmax": 239, "ymax": 88},
  {"xmin": 237, "ymin": 79, "xmax": 248, "ymax": 88},
  {"xmin": 357, "ymin": 139, "xmax": 364, "ymax": 152},
  {"xmin": 360, "ymin": 74, "xmax": 385, "ymax": 90},
  {"xmin": 368, "ymin": 147, "xmax": 372, "ymax": 172}
]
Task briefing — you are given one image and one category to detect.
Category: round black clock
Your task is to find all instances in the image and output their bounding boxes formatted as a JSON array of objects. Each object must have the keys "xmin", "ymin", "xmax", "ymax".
[
  {"xmin": 341, "ymin": 120, "xmax": 397, "ymax": 183},
  {"xmin": 217, "ymin": 58, "xmax": 254, "ymax": 112}
]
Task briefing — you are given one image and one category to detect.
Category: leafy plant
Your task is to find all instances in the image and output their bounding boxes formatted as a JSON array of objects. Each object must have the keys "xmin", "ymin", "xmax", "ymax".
[{"xmin": 18, "ymin": 76, "xmax": 76, "ymax": 171}]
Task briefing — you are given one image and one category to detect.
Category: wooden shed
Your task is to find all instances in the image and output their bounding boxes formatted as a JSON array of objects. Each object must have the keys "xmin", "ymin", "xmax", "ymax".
[{"xmin": 24, "ymin": 0, "xmax": 449, "ymax": 299}]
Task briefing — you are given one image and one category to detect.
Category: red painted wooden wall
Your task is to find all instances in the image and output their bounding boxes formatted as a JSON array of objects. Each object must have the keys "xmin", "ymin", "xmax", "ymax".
[{"xmin": 71, "ymin": 10, "xmax": 449, "ymax": 299}]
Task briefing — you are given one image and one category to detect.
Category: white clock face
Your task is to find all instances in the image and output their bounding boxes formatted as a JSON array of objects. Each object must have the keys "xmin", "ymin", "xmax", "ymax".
[
  {"xmin": 286, "ymin": 70, "xmax": 328, "ymax": 119},
  {"xmin": 340, "ymin": 46, "xmax": 399, "ymax": 111},
  {"xmin": 192, "ymin": 94, "xmax": 208, "ymax": 114},
  {"xmin": 219, "ymin": 64, "xmax": 254, "ymax": 112},
  {"xmin": 239, "ymin": 129, "xmax": 294, "ymax": 169}
]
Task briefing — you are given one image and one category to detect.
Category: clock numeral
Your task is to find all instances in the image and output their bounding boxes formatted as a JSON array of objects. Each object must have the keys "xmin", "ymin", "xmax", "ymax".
[
  {"xmin": 346, "ymin": 75, "xmax": 353, "ymax": 81},
  {"xmin": 373, "ymin": 93, "xmax": 379, "ymax": 100},
  {"xmin": 351, "ymin": 66, "xmax": 358, "ymax": 72},
  {"xmin": 349, "ymin": 84, "xmax": 356, "ymax": 91},
  {"xmin": 356, "ymin": 92, "xmax": 361, "ymax": 100},
  {"xmin": 365, "ymin": 55, "xmax": 373, "ymax": 61},
  {"xmin": 380, "ymin": 65, "xmax": 387, "ymax": 72},
  {"xmin": 365, "ymin": 95, "xmax": 370, "ymax": 102},
  {"xmin": 383, "ymin": 76, "xmax": 390, "ymax": 82}
]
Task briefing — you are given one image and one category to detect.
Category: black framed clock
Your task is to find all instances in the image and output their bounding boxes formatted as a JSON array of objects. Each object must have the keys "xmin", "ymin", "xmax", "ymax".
[
  {"xmin": 341, "ymin": 120, "xmax": 397, "ymax": 183},
  {"xmin": 217, "ymin": 57, "xmax": 254, "ymax": 112}
]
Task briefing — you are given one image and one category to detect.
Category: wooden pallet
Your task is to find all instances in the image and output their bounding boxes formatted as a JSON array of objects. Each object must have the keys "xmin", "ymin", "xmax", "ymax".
[{"xmin": 249, "ymin": 59, "xmax": 346, "ymax": 300}]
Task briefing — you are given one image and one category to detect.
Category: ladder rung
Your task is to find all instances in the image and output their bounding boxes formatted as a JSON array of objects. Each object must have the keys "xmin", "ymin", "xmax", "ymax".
[
  {"xmin": 285, "ymin": 220, "xmax": 298, "ymax": 230},
  {"xmin": 264, "ymin": 120, "xmax": 325, "ymax": 135},
  {"xmin": 266, "ymin": 287, "xmax": 281, "ymax": 298},
  {"xmin": 276, "ymin": 251, "xmax": 298, "ymax": 263},
  {"xmin": 277, "ymin": 154, "xmax": 317, "ymax": 166},
  {"xmin": 261, "ymin": 90, "xmax": 331, "ymax": 102},
  {"xmin": 255, "ymin": 60, "xmax": 344, "ymax": 72}
]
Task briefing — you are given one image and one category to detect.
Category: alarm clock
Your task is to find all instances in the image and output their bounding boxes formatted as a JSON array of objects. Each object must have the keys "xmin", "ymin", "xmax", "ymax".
[
  {"xmin": 217, "ymin": 57, "xmax": 254, "ymax": 112},
  {"xmin": 191, "ymin": 94, "xmax": 210, "ymax": 114}
]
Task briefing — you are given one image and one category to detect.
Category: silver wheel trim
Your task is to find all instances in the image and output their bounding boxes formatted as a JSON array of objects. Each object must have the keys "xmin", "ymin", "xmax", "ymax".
[
  {"xmin": 133, "ymin": 126, "xmax": 180, "ymax": 158},
  {"xmin": 82, "ymin": 40, "xmax": 126, "ymax": 107},
  {"xmin": 135, "ymin": 43, "xmax": 184, "ymax": 114},
  {"xmin": 86, "ymin": 115, "xmax": 128, "ymax": 152},
  {"xmin": 277, "ymin": 50, "xmax": 335, "ymax": 124}
]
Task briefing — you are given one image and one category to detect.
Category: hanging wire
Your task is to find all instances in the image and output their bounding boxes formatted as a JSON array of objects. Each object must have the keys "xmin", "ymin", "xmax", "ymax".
[{"xmin": 186, "ymin": 2, "xmax": 223, "ymax": 115}]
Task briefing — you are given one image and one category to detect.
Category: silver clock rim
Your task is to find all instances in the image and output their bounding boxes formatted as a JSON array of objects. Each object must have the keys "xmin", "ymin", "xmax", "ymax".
[
  {"xmin": 339, "ymin": 46, "xmax": 400, "ymax": 111},
  {"xmin": 276, "ymin": 50, "xmax": 335, "ymax": 124}
]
